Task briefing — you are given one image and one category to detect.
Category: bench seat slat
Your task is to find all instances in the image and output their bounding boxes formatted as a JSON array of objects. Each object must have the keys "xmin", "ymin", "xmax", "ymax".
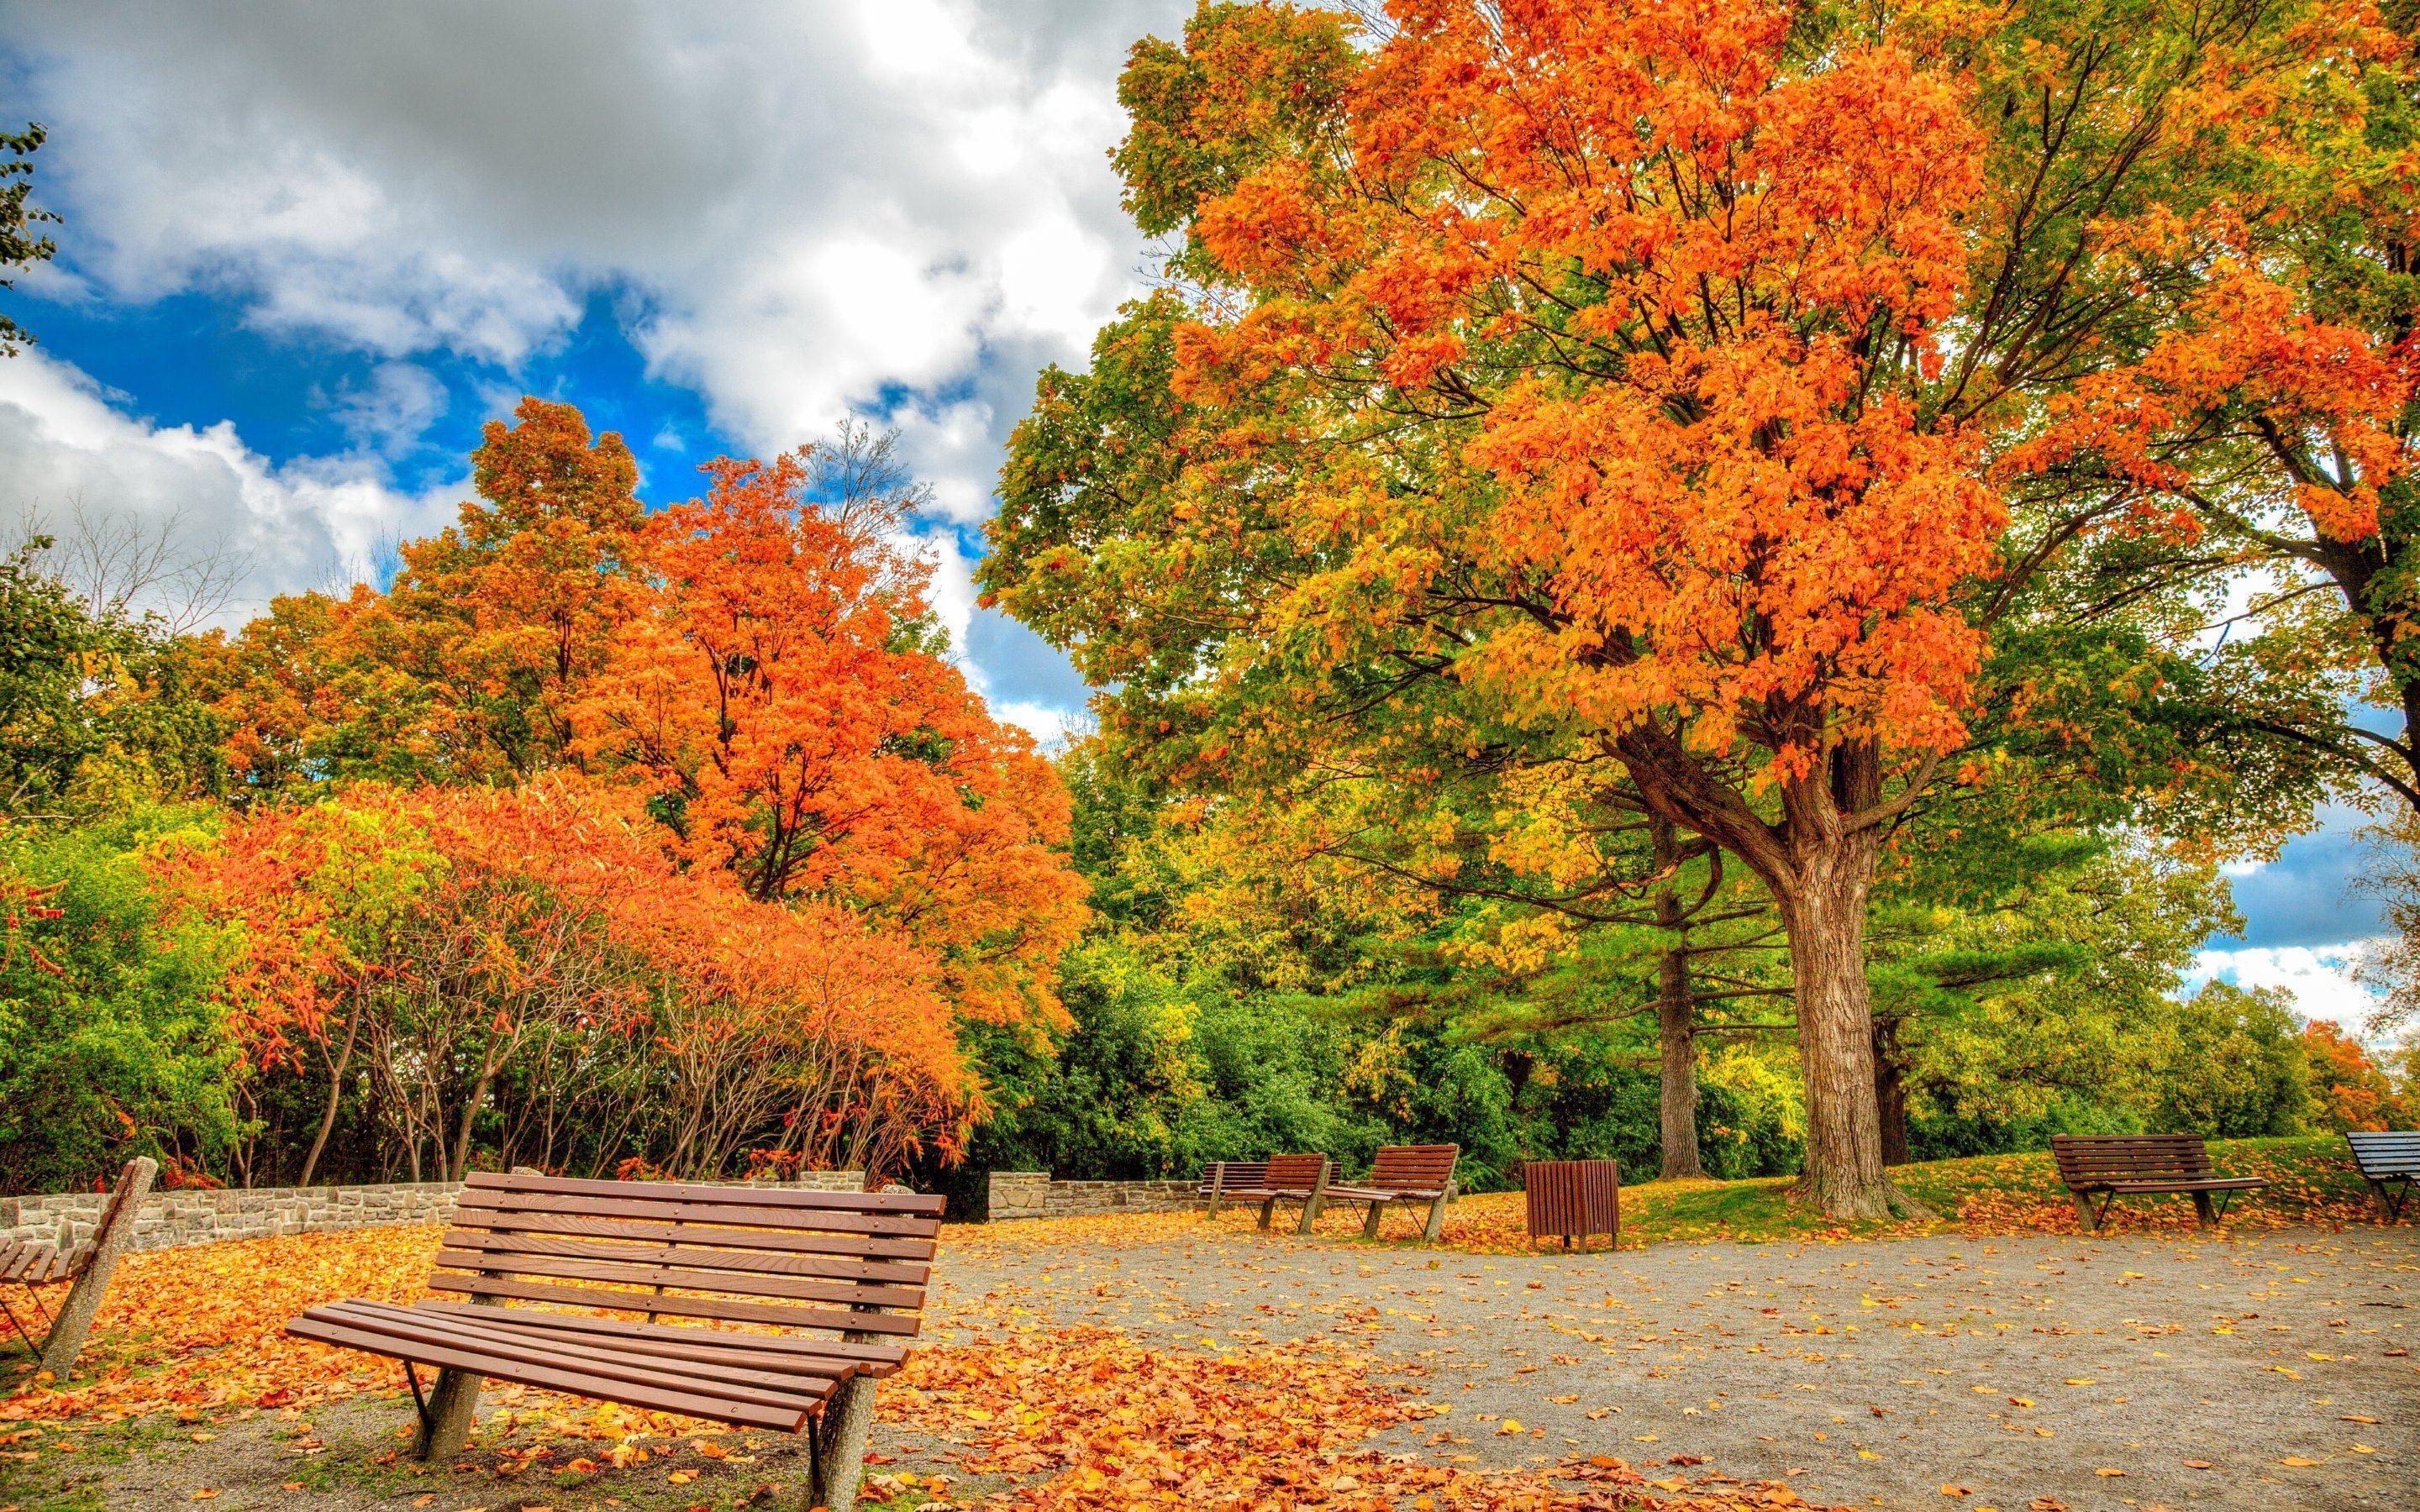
[
  {"xmin": 412, "ymin": 1300, "xmax": 909, "ymax": 1372},
  {"xmin": 286, "ymin": 1312, "xmax": 817, "ymax": 1433},
  {"xmin": 1323, "ymin": 1184, "xmax": 1449, "ymax": 1202},
  {"xmin": 2087, "ymin": 1177, "xmax": 2266, "ymax": 1194},
  {"xmin": 313, "ymin": 1300, "xmax": 859, "ymax": 1396},
  {"xmin": 425, "ymin": 1272, "xmax": 923, "ymax": 1336},
  {"xmin": 430, "ymin": 1247, "xmax": 925, "ymax": 1310},
  {"xmin": 334, "ymin": 1305, "xmax": 864, "ymax": 1384}
]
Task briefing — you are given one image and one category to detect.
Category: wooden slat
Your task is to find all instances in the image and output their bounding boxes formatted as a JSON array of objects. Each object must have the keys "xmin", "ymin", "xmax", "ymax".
[
  {"xmin": 314, "ymin": 1301, "xmax": 851, "ymax": 1401},
  {"xmin": 330, "ymin": 1305, "xmax": 865, "ymax": 1385},
  {"xmin": 285, "ymin": 1313, "xmax": 812, "ymax": 1433},
  {"xmin": 2347, "ymin": 1131, "xmax": 2420, "ymax": 1177},
  {"xmin": 466, "ymin": 1169, "xmax": 944, "ymax": 1216},
  {"xmin": 425, "ymin": 1273, "xmax": 922, "ymax": 1336},
  {"xmin": 441, "ymin": 1228, "xmax": 929, "ymax": 1288},
  {"xmin": 1523, "ymin": 1160, "xmax": 1620, "ymax": 1246},
  {"xmin": 413, "ymin": 1301, "xmax": 909, "ymax": 1371},
  {"xmin": 455, "ymin": 1188, "xmax": 940, "ymax": 1244},
  {"xmin": 1366, "ymin": 1145, "xmax": 1460, "ymax": 1188},
  {"xmin": 431, "ymin": 1246, "xmax": 924, "ymax": 1310},
  {"xmin": 447, "ymin": 1208, "xmax": 934, "ymax": 1270}
]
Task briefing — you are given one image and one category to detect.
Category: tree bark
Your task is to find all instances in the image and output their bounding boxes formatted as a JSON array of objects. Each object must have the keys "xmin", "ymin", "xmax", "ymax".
[
  {"xmin": 1874, "ymin": 1016, "xmax": 1912, "ymax": 1168},
  {"xmin": 1652, "ymin": 819, "xmax": 1704, "ymax": 1180},
  {"xmin": 1773, "ymin": 838, "xmax": 1921, "ymax": 1219}
]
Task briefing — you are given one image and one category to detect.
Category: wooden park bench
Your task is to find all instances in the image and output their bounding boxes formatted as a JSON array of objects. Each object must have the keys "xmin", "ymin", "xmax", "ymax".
[
  {"xmin": 2050, "ymin": 1134, "xmax": 2266, "ymax": 1231},
  {"xmin": 1, "ymin": 1156, "xmax": 156, "ymax": 1377},
  {"xmin": 1318, "ymin": 1144, "xmax": 1460, "ymax": 1243},
  {"xmin": 1203, "ymin": 1153, "xmax": 1330, "ymax": 1232},
  {"xmin": 1197, "ymin": 1159, "xmax": 1270, "ymax": 1219},
  {"xmin": 285, "ymin": 1171, "xmax": 942, "ymax": 1512},
  {"xmin": 2346, "ymin": 1131, "xmax": 2420, "ymax": 1221}
]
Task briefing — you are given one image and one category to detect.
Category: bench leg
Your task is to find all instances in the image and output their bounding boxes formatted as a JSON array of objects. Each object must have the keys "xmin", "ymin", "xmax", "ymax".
[
  {"xmin": 2067, "ymin": 1190, "xmax": 2100, "ymax": 1234},
  {"xmin": 413, "ymin": 1288, "xmax": 502, "ymax": 1461},
  {"xmin": 2191, "ymin": 1190, "xmax": 2216, "ymax": 1226},
  {"xmin": 414, "ymin": 1367, "xmax": 481, "ymax": 1461},
  {"xmin": 1257, "ymin": 1197, "xmax": 1276, "ymax": 1231},
  {"xmin": 807, "ymin": 1372, "xmax": 877, "ymax": 1512},
  {"xmin": 39, "ymin": 1157, "xmax": 155, "ymax": 1378},
  {"xmin": 1297, "ymin": 1165, "xmax": 1332, "ymax": 1236},
  {"xmin": 1423, "ymin": 1184, "xmax": 1455, "ymax": 1245},
  {"xmin": 1361, "ymin": 1201, "xmax": 1385, "ymax": 1241}
]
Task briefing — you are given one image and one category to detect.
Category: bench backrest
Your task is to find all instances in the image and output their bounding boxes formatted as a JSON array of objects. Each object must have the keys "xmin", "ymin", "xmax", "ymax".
[
  {"xmin": 2346, "ymin": 1130, "xmax": 2420, "ymax": 1176},
  {"xmin": 2050, "ymin": 1134, "xmax": 2214, "ymax": 1186},
  {"xmin": 1366, "ymin": 1144, "xmax": 1460, "ymax": 1193},
  {"xmin": 1260, "ymin": 1154, "xmax": 1328, "ymax": 1191},
  {"xmin": 437, "ymin": 1172, "xmax": 944, "ymax": 1340},
  {"xmin": 1204, "ymin": 1159, "xmax": 1271, "ymax": 1188}
]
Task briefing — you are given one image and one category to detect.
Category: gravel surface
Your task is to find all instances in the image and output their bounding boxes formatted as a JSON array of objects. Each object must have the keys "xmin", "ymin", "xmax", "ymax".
[{"xmin": 931, "ymin": 1221, "xmax": 2420, "ymax": 1510}]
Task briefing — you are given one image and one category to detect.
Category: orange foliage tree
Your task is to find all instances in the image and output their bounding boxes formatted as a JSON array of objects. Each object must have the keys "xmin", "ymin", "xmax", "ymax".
[
  {"xmin": 160, "ymin": 776, "xmax": 976, "ymax": 1182},
  {"xmin": 2300, "ymin": 1019, "xmax": 2411, "ymax": 1133},
  {"xmin": 984, "ymin": 0, "xmax": 2370, "ymax": 1215},
  {"xmin": 577, "ymin": 450, "xmax": 1087, "ymax": 1027}
]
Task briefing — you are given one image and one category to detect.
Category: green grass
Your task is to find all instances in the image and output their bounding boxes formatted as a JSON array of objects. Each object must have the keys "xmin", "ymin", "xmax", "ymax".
[{"xmin": 1434, "ymin": 1134, "xmax": 2388, "ymax": 1250}]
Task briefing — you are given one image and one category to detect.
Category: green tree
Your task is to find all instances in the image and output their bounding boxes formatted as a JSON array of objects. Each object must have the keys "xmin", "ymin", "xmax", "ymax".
[
  {"xmin": 0, "ymin": 807, "xmax": 243, "ymax": 1194},
  {"xmin": 0, "ymin": 122, "xmax": 56, "ymax": 356}
]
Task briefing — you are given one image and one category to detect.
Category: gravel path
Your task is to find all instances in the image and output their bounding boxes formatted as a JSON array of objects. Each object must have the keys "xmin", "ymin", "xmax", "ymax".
[{"xmin": 929, "ymin": 1222, "xmax": 2420, "ymax": 1510}]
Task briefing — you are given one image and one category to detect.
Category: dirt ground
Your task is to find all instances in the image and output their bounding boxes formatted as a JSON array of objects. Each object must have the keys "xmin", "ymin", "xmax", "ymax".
[
  {"xmin": 931, "ymin": 1221, "xmax": 2420, "ymax": 1510},
  {"xmin": 5, "ymin": 1220, "xmax": 2414, "ymax": 1510}
]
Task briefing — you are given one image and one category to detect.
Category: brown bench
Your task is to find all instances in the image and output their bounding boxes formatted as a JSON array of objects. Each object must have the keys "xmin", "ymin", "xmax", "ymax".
[
  {"xmin": 1, "ymin": 1157, "xmax": 156, "ymax": 1377},
  {"xmin": 1318, "ymin": 1145, "xmax": 1460, "ymax": 1243},
  {"xmin": 2051, "ymin": 1135, "xmax": 2266, "ymax": 1231},
  {"xmin": 2346, "ymin": 1131, "xmax": 2420, "ymax": 1221},
  {"xmin": 1206, "ymin": 1153, "xmax": 1330, "ymax": 1232},
  {"xmin": 285, "ymin": 1171, "xmax": 942, "ymax": 1512},
  {"xmin": 1197, "ymin": 1160, "xmax": 1270, "ymax": 1219}
]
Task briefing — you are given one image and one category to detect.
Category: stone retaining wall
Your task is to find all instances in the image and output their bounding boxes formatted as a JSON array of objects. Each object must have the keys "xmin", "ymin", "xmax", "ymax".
[
  {"xmin": 0, "ymin": 1170, "xmax": 875, "ymax": 1257},
  {"xmin": 986, "ymin": 1170, "xmax": 1198, "ymax": 1221}
]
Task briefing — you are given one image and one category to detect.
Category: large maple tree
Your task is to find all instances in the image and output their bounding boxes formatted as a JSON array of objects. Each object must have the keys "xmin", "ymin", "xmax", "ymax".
[{"xmin": 986, "ymin": 0, "xmax": 2356, "ymax": 1214}]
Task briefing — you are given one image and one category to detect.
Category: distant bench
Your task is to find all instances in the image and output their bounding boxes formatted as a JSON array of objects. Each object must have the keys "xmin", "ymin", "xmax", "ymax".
[
  {"xmin": 1197, "ymin": 1154, "xmax": 1329, "ymax": 1231},
  {"xmin": 2346, "ymin": 1131, "xmax": 2420, "ymax": 1221},
  {"xmin": 2051, "ymin": 1135, "xmax": 2266, "ymax": 1231},
  {"xmin": 1318, "ymin": 1144, "xmax": 1460, "ymax": 1244}
]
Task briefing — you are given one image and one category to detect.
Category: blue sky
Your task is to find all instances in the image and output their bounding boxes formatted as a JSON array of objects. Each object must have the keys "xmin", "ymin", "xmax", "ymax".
[{"xmin": 0, "ymin": 0, "xmax": 2391, "ymax": 1024}]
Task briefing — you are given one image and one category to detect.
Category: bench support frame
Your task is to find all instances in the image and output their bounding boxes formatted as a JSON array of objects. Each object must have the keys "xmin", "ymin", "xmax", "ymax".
[
  {"xmin": 2070, "ymin": 1184, "xmax": 2241, "ymax": 1234},
  {"xmin": 2365, "ymin": 1175, "xmax": 2413, "ymax": 1221}
]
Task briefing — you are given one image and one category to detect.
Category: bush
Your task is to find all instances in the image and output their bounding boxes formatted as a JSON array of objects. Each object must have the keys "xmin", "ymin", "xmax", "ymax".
[{"xmin": 0, "ymin": 809, "xmax": 242, "ymax": 1193}]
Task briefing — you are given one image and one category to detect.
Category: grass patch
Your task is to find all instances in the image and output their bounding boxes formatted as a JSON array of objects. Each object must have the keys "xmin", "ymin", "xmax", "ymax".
[{"xmin": 1422, "ymin": 1133, "xmax": 2386, "ymax": 1252}]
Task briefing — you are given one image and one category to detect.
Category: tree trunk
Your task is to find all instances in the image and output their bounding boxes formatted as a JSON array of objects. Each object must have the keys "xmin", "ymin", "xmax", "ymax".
[
  {"xmin": 297, "ymin": 1005, "xmax": 361, "ymax": 1188},
  {"xmin": 1774, "ymin": 839, "xmax": 1922, "ymax": 1220},
  {"xmin": 1874, "ymin": 1016, "xmax": 1912, "ymax": 1168},
  {"xmin": 1652, "ymin": 823, "xmax": 1705, "ymax": 1179}
]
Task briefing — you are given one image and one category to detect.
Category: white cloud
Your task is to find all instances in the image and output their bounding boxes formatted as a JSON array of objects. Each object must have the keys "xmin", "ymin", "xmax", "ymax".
[
  {"xmin": 2186, "ymin": 942, "xmax": 2387, "ymax": 1030},
  {"xmin": 8, "ymin": 0, "xmax": 1176, "ymax": 525},
  {"xmin": 0, "ymin": 349, "xmax": 450, "ymax": 623}
]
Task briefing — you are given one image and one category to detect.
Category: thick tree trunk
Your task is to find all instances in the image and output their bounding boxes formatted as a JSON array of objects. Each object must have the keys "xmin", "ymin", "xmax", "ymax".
[
  {"xmin": 1774, "ymin": 841, "xmax": 1922, "ymax": 1220},
  {"xmin": 1874, "ymin": 1016, "xmax": 1912, "ymax": 1168},
  {"xmin": 1650, "ymin": 816, "xmax": 1704, "ymax": 1180},
  {"xmin": 1656, "ymin": 953, "xmax": 1703, "ymax": 1179}
]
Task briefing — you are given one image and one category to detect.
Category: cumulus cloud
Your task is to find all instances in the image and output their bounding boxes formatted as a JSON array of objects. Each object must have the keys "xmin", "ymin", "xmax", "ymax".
[
  {"xmin": 8, "ymin": 0, "xmax": 1177, "ymax": 512},
  {"xmin": 0, "ymin": 349, "xmax": 454, "ymax": 623},
  {"xmin": 2186, "ymin": 942, "xmax": 2387, "ymax": 1030}
]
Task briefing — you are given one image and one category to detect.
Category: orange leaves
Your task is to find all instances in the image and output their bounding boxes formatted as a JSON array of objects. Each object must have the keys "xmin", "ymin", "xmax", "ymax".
[{"xmin": 576, "ymin": 447, "xmax": 1087, "ymax": 1031}]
